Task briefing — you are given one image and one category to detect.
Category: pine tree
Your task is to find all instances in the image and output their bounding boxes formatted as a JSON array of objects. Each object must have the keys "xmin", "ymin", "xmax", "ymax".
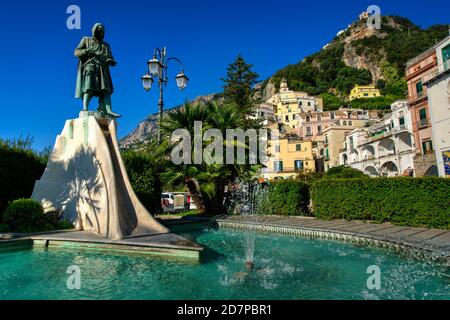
[{"xmin": 221, "ymin": 54, "xmax": 260, "ymax": 114}]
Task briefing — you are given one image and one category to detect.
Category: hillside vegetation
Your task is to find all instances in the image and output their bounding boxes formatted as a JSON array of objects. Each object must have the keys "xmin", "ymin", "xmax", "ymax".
[{"xmin": 267, "ymin": 16, "xmax": 449, "ymax": 110}]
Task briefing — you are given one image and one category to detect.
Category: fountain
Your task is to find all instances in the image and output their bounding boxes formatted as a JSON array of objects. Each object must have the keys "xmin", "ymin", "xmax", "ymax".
[{"xmin": 225, "ymin": 179, "xmax": 268, "ymax": 271}]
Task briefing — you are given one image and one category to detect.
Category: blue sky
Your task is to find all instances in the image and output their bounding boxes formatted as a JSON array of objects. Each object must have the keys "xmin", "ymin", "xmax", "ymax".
[{"xmin": 0, "ymin": 0, "xmax": 449, "ymax": 150}]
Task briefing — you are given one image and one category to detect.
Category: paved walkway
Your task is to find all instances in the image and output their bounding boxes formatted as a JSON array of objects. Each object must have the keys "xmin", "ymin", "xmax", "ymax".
[{"xmin": 215, "ymin": 215, "xmax": 450, "ymax": 258}]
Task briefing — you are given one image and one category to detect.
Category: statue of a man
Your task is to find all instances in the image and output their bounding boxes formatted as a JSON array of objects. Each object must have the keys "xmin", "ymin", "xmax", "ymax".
[{"xmin": 75, "ymin": 23, "xmax": 121, "ymax": 118}]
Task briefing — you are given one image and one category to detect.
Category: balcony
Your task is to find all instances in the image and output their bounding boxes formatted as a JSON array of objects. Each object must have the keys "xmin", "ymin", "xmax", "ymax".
[
  {"xmin": 408, "ymin": 91, "xmax": 427, "ymax": 104},
  {"xmin": 418, "ymin": 118, "xmax": 429, "ymax": 128},
  {"xmin": 423, "ymin": 60, "xmax": 450, "ymax": 83}
]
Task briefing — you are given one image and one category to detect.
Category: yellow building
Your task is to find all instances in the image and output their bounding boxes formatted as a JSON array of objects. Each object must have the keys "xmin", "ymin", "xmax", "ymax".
[
  {"xmin": 349, "ymin": 84, "xmax": 382, "ymax": 101},
  {"xmin": 261, "ymin": 124, "xmax": 315, "ymax": 180},
  {"xmin": 268, "ymin": 79, "xmax": 323, "ymax": 128}
]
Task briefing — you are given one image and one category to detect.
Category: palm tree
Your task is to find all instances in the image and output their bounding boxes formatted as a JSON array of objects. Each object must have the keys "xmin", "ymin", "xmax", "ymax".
[{"xmin": 159, "ymin": 101, "xmax": 262, "ymax": 215}]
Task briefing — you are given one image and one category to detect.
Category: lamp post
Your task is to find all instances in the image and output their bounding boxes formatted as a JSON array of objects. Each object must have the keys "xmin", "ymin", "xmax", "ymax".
[{"xmin": 142, "ymin": 47, "xmax": 189, "ymax": 144}]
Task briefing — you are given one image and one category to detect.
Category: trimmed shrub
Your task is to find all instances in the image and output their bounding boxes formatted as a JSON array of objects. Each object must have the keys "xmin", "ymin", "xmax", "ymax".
[
  {"xmin": 311, "ymin": 177, "xmax": 450, "ymax": 229},
  {"xmin": 122, "ymin": 151, "xmax": 163, "ymax": 215},
  {"xmin": 324, "ymin": 166, "xmax": 369, "ymax": 179},
  {"xmin": 0, "ymin": 137, "xmax": 46, "ymax": 217},
  {"xmin": 2, "ymin": 199, "xmax": 71, "ymax": 233},
  {"xmin": 259, "ymin": 180, "xmax": 310, "ymax": 216}
]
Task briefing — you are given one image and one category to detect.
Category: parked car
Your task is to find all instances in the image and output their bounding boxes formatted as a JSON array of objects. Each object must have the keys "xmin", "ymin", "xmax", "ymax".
[{"xmin": 161, "ymin": 192, "xmax": 192, "ymax": 213}]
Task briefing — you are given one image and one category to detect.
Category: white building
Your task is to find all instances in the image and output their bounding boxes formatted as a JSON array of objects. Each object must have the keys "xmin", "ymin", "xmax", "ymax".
[
  {"xmin": 339, "ymin": 101, "xmax": 416, "ymax": 177},
  {"xmin": 250, "ymin": 102, "xmax": 275, "ymax": 126},
  {"xmin": 424, "ymin": 35, "xmax": 450, "ymax": 177}
]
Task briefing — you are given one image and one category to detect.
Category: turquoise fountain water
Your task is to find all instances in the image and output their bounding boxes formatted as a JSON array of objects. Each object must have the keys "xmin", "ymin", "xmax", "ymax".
[{"xmin": 0, "ymin": 228, "xmax": 448, "ymax": 300}]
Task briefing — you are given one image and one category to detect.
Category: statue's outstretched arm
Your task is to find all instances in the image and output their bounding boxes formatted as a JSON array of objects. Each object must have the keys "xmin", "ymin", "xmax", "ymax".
[{"xmin": 74, "ymin": 38, "xmax": 89, "ymax": 59}]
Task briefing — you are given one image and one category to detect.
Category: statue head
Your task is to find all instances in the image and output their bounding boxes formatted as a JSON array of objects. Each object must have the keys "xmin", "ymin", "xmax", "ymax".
[{"xmin": 92, "ymin": 23, "xmax": 105, "ymax": 41}]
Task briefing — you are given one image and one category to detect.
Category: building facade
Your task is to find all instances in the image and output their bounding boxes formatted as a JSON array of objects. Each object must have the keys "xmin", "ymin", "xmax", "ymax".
[
  {"xmin": 349, "ymin": 84, "xmax": 382, "ymax": 101},
  {"xmin": 406, "ymin": 46, "xmax": 439, "ymax": 176},
  {"xmin": 295, "ymin": 108, "xmax": 378, "ymax": 142},
  {"xmin": 321, "ymin": 124, "xmax": 363, "ymax": 171},
  {"xmin": 424, "ymin": 35, "xmax": 450, "ymax": 177},
  {"xmin": 261, "ymin": 124, "xmax": 315, "ymax": 180},
  {"xmin": 250, "ymin": 102, "xmax": 276, "ymax": 126},
  {"xmin": 269, "ymin": 79, "xmax": 323, "ymax": 129},
  {"xmin": 339, "ymin": 101, "xmax": 415, "ymax": 177}
]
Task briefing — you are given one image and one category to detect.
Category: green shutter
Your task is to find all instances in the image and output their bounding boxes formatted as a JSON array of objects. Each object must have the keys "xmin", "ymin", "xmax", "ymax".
[
  {"xmin": 442, "ymin": 44, "xmax": 450, "ymax": 64},
  {"xmin": 416, "ymin": 81, "xmax": 423, "ymax": 94},
  {"xmin": 419, "ymin": 108, "xmax": 427, "ymax": 120}
]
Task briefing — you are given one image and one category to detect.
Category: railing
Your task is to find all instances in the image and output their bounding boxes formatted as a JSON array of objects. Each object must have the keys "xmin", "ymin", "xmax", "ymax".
[
  {"xmin": 408, "ymin": 90, "xmax": 426, "ymax": 103},
  {"xmin": 423, "ymin": 60, "xmax": 450, "ymax": 83},
  {"xmin": 419, "ymin": 118, "xmax": 429, "ymax": 128}
]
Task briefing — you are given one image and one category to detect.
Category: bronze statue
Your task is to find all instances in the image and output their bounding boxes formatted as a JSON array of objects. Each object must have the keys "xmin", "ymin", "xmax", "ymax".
[{"xmin": 75, "ymin": 23, "xmax": 121, "ymax": 118}]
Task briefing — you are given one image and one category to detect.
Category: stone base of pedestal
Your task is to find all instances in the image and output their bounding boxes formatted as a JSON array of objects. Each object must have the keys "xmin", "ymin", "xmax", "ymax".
[{"xmin": 31, "ymin": 115, "xmax": 169, "ymax": 240}]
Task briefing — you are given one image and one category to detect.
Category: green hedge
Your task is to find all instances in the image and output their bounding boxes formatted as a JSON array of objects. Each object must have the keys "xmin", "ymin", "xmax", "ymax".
[
  {"xmin": 311, "ymin": 177, "xmax": 450, "ymax": 229},
  {"xmin": 0, "ymin": 139, "xmax": 46, "ymax": 217},
  {"xmin": 259, "ymin": 180, "xmax": 310, "ymax": 216},
  {"xmin": 122, "ymin": 151, "xmax": 162, "ymax": 215},
  {"xmin": 2, "ymin": 199, "xmax": 72, "ymax": 233}
]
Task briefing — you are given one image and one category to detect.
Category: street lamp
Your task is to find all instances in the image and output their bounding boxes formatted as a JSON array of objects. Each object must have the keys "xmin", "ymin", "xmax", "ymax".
[{"xmin": 142, "ymin": 47, "xmax": 188, "ymax": 143}]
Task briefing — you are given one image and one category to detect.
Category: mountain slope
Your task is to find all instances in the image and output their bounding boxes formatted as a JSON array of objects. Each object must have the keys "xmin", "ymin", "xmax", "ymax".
[
  {"xmin": 264, "ymin": 15, "xmax": 449, "ymax": 106},
  {"xmin": 119, "ymin": 93, "xmax": 218, "ymax": 148}
]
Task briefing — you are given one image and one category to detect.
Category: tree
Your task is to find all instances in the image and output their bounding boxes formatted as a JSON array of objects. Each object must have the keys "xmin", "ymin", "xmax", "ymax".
[
  {"xmin": 160, "ymin": 101, "xmax": 261, "ymax": 215},
  {"xmin": 221, "ymin": 54, "xmax": 260, "ymax": 116},
  {"xmin": 122, "ymin": 150, "xmax": 163, "ymax": 215}
]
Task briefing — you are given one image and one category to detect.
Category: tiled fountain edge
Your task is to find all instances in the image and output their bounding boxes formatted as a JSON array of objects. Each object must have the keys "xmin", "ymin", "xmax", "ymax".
[{"xmin": 216, "ymin": 220, "xmax": 449, "ymax": 262}]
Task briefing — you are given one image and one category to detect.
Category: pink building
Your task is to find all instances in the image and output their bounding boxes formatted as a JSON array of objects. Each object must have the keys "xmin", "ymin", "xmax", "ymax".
[
  {"xmin": 295, "ymin": 108, "xmax": 379, "ymax": 141},
  {"xmin": 405, "ymin": 47, "xmax": 439, "ymax": 176}
]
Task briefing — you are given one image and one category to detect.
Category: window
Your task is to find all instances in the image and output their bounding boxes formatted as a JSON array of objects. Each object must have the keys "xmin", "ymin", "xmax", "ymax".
[
  {"xmin": 318, "ymin": 125, "xmax": 322, "ymax": 133},
  {"xmin": 399, "ymin": 117, "xmax": 405, "ymax": 126},
  {"xmin": 364, "ymin": 93, "xmax": 369, "ymax": 97},
  {"xmin": 296, "ymin": 144, "xmax": 301, "ymax": 152},
  {"xmin": 348, "ymin": 121, "xmax": 352, "ymax": 126},
  {"xmin": 442, "ymin": 44, "xmax": 450, "ymax": 64},
  {"xmin": 299, "ymin": 101, "xmax": 303, "ymax": 106},
  {"xmin": 274, "ymin": 161, "xmax": 283, "ymax": 172},
  {"xmin": 306, "ymin": 127, "xmax": 312, "ymax": 136},
  {"xmin": 416, "ymin": 81, "xmax": 423, "ymax": 97},
  {"xmin": 317, "ymin": 114, "xmax": 322, "ymax": 121},
  {"xmin": 343, "ymin": 121, "xmax": 347, "ymax": 125},
  {"xmin": 325, "ymin": 149, "xmax": 329, "ymax": 160},
  {"xmin": 422, "ymin": 140, "xmax": 434, "ymax": 154},
  {"xmin": 294, "ymin": 160, "xmax": 304, "ymax": 171},
  {"xmin": 275, "ymin": 144, "xmax": 280, "ymax": 153},
  {"xmin": 306, "ymin": 116, "xmax": 311, "ymax": 123},
  {"xmin": 285, "ymin": 115, "xmax": 289, "ymax": 122},
  {"xmin": 330, "ymin": 112, "xmax": 335, "ymax": 120},
  {"xmin": 349, "ymin": 137, "xmax": 354, "ymax": 150},
  {"xmin": 308, "ymin": 102, "xmax": 311, "ymax": 106},
  {"xmin": 419, "ymin": 108, "xmax": 427, "ymax": 127}
]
